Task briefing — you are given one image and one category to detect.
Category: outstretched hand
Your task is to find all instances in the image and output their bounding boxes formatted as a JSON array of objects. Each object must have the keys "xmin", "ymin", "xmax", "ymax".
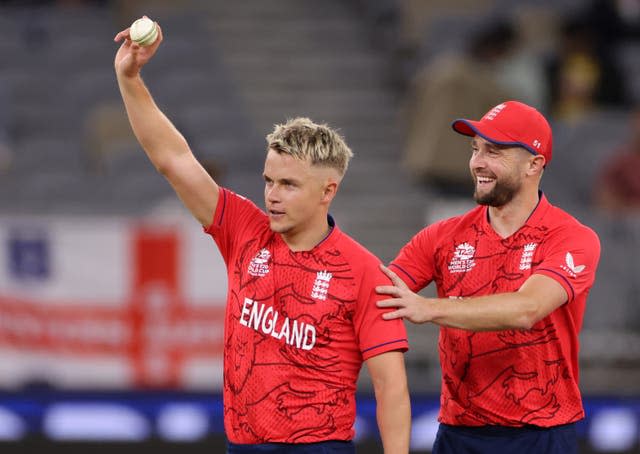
[
  {"xmin": 113, "ymin": 17, "xmax": 163, "ymax": 78},
  {"xmin": 376, "ymin": 264, "xmax": 431, "ymax": 324}
]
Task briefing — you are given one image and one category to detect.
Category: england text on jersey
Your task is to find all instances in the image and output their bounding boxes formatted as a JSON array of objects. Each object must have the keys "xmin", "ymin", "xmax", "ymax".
[{"xmin": 239, "ymin": 298, "xmax": 316, "ymax": 350}]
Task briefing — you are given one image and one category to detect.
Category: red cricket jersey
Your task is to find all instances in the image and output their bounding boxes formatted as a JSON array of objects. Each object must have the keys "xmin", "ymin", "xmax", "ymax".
[
  {"xmin": 205, "ymin": 188, "xmax": 408, "ymax": 443},
  {"xmin": 390, "ymin": 194, "xmax": 600, "ymax": 427}
]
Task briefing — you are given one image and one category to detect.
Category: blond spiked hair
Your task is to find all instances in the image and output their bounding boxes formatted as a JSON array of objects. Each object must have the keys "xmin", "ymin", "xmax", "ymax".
[{"xmin": 266, "ymin": 117, "xmax": 353, "ymax": 176}]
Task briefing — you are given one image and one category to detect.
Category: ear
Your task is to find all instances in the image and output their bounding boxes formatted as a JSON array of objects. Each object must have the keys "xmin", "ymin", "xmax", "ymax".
[
  {"xmin": 321, "ymin": 179, "xmax": 339, "ymax": 204},
  {"xmin": 527, "ymin": 155, "xmax": 546, "ymax": 176}
]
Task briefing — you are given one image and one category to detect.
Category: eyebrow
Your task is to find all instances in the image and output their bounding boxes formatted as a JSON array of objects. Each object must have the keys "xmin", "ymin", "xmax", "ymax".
[
  {"xmin": 471, "ymin": 138, "xmax": 510, "ymax": 151},
  {"xmin": 263, "ymin": 174, "xmax": 302, "ymax": 185}
]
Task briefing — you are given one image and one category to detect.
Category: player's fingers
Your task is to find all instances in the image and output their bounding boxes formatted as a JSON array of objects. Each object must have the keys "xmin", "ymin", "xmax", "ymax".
[
  {"xmin": 376, "ymin": 297, "xmax": 405, "ymax": 308},
  {"xmin": 379, "ymin": 264, "xmax": 409, "ymax": 289},
  {"xmin": 382, "ymin": 309, "xmax": 405, "ymax": 320},
  {"xmin": 143, "ymin": 22, "xmax": 163, "ymax": 51},
  {"xmin": 114, "ymin": 28, "xmax": 131, "ymax": 42},
  {"xmin": 152, "ymin": 23, "xmax": 163, "ymax": 48},
  {"xmin": 375, "ymin": 285, "xmax": 403, "ymax": 297}
]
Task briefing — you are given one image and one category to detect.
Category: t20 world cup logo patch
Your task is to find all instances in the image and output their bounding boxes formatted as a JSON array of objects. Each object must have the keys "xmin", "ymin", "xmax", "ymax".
[
  {"xmin": 248, "ymin": 248, "xmax": 271, "ymax": 277},
  {"xmin": 448, "ymin": 242, "xmax": 476, "ymax": 274}
]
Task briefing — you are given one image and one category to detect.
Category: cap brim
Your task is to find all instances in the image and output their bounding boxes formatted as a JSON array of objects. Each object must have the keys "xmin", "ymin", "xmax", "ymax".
[{"xmin": 451, "ymin": 119, "xmax": 538, "ymax": 156}]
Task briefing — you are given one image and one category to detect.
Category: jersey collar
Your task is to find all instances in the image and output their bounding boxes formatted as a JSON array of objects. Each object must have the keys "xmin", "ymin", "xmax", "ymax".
[
  {"xmin": 523, "ymin": 191, "xmax": 552, "ymax": 228},
  {"xmin": 483, "ymin": 191, "xmax": 552, "ymax": 238},
  {"xmin": 278, "ymin": 214, "xmax": 341, "ymax": 253}
]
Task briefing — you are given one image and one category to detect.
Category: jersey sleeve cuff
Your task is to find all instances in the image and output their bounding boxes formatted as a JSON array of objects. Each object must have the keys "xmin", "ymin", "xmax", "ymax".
[
  {"xmin": 361, "ymin": 338, "xmax": 409, "ymax": 361},
  {"xmin": 535, "ymin": 268, "xmax": 575, "ymax": 303},
  {"xmin": 388, "ymin": 263, "xmax": 420, "ymax": 292}
]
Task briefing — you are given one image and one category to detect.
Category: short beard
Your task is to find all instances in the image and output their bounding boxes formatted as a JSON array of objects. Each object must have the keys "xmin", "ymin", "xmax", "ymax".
[{"xmin": 473, "ymin": 177, "xmax": 520, "ymax": 207}]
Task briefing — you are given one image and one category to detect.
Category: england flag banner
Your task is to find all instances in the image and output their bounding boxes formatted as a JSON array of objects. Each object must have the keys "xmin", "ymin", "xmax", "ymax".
[{"xmin": 0, "ymin": 216, "xmax": 227, "ymax": 390}]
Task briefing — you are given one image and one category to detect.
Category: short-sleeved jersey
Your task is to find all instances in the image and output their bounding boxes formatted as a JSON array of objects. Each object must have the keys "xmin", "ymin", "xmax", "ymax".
[
  {"xmin": 390, "ymin": 194, "xmax": 600, "ymax": 427},
  {"xmin": 205, "ymin": 188, "xmax": 408, "ymax": 444}
]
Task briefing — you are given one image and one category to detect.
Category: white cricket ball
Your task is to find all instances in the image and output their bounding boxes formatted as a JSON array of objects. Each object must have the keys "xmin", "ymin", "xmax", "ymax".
[{"xmin": 129, "ymin": 17, "xmax": 158, "ymax": 46}]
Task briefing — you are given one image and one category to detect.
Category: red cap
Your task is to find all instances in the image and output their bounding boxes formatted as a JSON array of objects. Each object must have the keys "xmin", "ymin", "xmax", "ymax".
[{"xmin": 451, "ymin": 101, "xmax": 553, "ymax": 164}]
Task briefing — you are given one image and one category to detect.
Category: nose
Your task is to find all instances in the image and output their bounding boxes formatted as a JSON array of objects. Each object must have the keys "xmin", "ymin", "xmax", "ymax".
[
  {"xmin": 469, "ymin": 149, "xmax": 486, "ymax": 171},
  {"xmin": 265, "ymin": 183, "xmax": 280, "ymax": 203}
]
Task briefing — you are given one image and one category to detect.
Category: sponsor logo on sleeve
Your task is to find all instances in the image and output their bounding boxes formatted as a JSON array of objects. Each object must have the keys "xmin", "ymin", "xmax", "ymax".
[{"xmin": 560, "ymin": 252, "xmax": 586, "ymax": 278}]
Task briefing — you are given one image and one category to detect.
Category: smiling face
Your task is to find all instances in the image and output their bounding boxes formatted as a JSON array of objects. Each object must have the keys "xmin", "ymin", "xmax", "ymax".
[
  {"xmin": 469, "ymin": 136, "xmax": 535, "ymax": 207},
  {"xmin": 263, "ymin": 149, "xmax": 338, "ymax": 241}
]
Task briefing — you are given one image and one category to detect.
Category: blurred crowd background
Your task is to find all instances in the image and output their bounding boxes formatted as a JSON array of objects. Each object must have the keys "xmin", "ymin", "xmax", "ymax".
[{"xmin": 0, "ymin": 0, "xmax": 639, "ymax": 452}]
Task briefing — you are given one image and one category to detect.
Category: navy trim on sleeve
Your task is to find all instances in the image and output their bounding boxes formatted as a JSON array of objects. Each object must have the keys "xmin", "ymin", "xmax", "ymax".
[
  {"xmin": 536, "ymin": 268, "xmax": 575, "ymax": 302},
  {"xmin": 388, "ymin": 263, "xmax": 417, "ymax": 286},
  {"xmin": 362, "ymin": 338, "xmax": 408, "ymax": 354}
]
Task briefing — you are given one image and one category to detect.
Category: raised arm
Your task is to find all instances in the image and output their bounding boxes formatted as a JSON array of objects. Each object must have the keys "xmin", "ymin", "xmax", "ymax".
[{"xmin": 113, "ymin": 19, "xmax": 218, "ymax": 226}]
